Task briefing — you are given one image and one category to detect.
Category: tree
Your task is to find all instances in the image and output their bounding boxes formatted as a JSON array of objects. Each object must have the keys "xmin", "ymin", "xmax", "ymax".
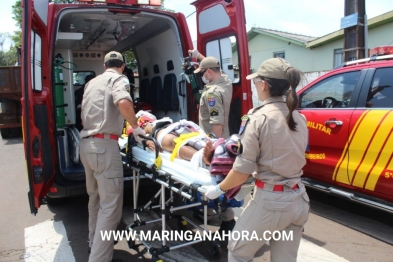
[
  {"xmin": 0, "ymin": 33, "xmax": 11, "ymax": 51},
  {"xmin": 0, "ymin": 33, "xmax": 18, "ymax": 66},
  {"xmin": 153, "ymin": 0, "xmax": 174, "ymax": 12},
  {"xmin": 11, "ymin": 0, "xmax": 22, "ymax": 48},
  {"xmin": 12, "ymin": 0, "xmax": 72, "ymax": 48},
  {"xmin": 0, "ymin": 50, "xmax": 18, "ymax": 66}
]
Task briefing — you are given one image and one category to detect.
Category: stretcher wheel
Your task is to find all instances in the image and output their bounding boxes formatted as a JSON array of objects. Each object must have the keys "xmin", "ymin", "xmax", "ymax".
[
  {"xmin": 127, "ymin": 239, "xmax": 136, "ymax": 249},
  {"xmin": 151, "ymin": 255, "xmax": 163, "ymax": 262},
  {"xmin": 210, "ymin": 241, "xmax": 222, "ymax": 258},
  {"xmin": 176, "ymin": 218, "xmax": 188, "ymax": 232}
]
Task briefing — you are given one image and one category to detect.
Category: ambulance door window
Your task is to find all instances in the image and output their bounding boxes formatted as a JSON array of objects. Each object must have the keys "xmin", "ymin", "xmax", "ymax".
[
  {"xmin": 299, "ymin": 71, "xmax": 361, "ymax": 109},
  {"xmin": 73, "ymin": 71, "xmax": 96, "ymax": 86},
  {"xmin": 198, "ymin": 4, "xmax": 230, "ymax": 34},
  {"xmin": 31, "ymin": 31, "xmax": 43, "ymax": 92},
  {"xmin": 205, "ymin": 36, "xmax": 238, "ymax": 83},
  {"xmin": 366, "ymin": 67, "xmax": 393, "ymax": 108}
]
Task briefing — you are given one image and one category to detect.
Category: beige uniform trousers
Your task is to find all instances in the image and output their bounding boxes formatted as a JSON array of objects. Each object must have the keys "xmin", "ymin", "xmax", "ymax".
[
  {"xmin": 228, "ymin": 183, "xmax": 310, "ymax": 262},
  {"xmin": 80, "ymin": 137, "xmax": 124, "ymax": 262}
]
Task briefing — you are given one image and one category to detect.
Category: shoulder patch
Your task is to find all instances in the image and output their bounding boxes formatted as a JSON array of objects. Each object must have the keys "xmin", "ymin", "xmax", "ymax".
[
  {"xmin": 121, "ymin": 77, "xmax": 130, "ymax": 93},
  {"xmin": 238, "ymin": 114, "xmax": 249, "ymax": 135},
  {"xmin": 207, "ymin": 94, "xmax": 217, "ymax": 106},
  {"xmin": 237, "ymin": 139, "xmax": 243, "ymax": 155},
  {"xmin": 210, "ymin": 108, "xmax": 219, "ymax": 116}
]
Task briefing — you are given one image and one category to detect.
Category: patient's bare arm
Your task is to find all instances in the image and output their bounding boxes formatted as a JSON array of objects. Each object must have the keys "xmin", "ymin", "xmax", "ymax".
[{"xmin": 145, "ymin": 140, "xmax": 156, "ymax": 151}]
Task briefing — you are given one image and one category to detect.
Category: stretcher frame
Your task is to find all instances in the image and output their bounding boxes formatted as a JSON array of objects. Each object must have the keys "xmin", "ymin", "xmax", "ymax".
[{"xmin": 120, "ymin": 135, "xmax": 223, "ymax": 261}]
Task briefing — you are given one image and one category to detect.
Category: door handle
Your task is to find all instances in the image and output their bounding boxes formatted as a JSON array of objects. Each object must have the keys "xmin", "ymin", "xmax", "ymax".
[{"xmin": 325, "ymin": 120, "xmax": 343, "ymax": 127}]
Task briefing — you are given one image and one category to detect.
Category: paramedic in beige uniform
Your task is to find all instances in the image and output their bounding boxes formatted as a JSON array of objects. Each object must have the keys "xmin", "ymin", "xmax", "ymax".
[
  {"xmin": 193, "ymin": 55, "xmax": 233, "ymax": 139},
  {"xmin": 79, "ymin": 51, "xmax": 145, "ymax": 262},
  {"xmin": 203, "ymin": 58, "xmax": 310, "ymax": 262},
  {"xmin": 190, "ymin": 51, "xmax": 236, "ymax": 235}
]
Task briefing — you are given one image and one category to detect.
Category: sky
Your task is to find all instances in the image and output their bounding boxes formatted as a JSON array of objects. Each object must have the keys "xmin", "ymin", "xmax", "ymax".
[
  {"xmin": 165, "ymin": 0, "xmax": 393, "ymax": 42},
  {"xmin": 0, "ymin": 0, "xmax": 18, "ymax": 51},
  {"xmin": 1, "ymin": 0, "xmax": 393, "ymax": 50}
]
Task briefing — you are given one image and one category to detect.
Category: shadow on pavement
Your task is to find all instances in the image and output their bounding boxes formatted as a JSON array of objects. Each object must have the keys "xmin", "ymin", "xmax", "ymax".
[
  {"xmin": 2, "ymin": 137, "xmax": 23, "ymax": 145},
  {"xmin": 46, "ymin": 195, "xmax": 90, "ymax": 262},
  {"xmin": 44, "ymin": 182, "xmax": 163, "ymax": 262},
  {"xmin": 307, "ymin": 188, "xmax": 393, "ymax": 245}
]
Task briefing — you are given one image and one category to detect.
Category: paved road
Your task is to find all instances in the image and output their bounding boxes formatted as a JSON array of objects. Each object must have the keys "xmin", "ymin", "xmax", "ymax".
[{"xmin": 0, "ymin": 136, "xmax": 392, "ymax": 262}]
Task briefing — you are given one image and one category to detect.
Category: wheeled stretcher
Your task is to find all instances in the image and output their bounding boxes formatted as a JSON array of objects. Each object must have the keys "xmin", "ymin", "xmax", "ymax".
[{"xmin": 120, "ymin": 135, "xmax": 253, "ymax": 261}]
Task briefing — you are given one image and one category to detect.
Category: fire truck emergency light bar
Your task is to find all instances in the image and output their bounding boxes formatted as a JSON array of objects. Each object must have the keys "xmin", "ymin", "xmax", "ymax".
[
  {"xmin": 342, "ymin": 46, "xmax": 393, "ymax": 67},
  {"xmin": 77, "ymin": 0, "xmax": 161, "ymax": 6},
  {"xmin": 370, "ymin": 46, "xmax": 393, "ymax": 56}
]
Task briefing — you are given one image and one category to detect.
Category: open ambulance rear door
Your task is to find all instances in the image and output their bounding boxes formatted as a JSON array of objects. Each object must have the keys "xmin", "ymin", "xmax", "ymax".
[
  {"xmin": 193, "ymin": 0, "xmax": 252, "ymax": 134},
  {"xmin": 22, "ymin": 0, "xmax": 56, "ymax": 215}
]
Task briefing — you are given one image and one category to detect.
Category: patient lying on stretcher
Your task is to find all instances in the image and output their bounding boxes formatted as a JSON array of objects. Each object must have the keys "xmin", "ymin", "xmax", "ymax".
[
  {"xmin": 124, "ymin": 111, "xmax": 251, "ymax": 201},
  {"xmin": 126, "ymin": 111, "xmax": 241, "ymax": 174},
  {"xmin": 126, "ymin": 112, "xmax": 216, "ymax": 167}
]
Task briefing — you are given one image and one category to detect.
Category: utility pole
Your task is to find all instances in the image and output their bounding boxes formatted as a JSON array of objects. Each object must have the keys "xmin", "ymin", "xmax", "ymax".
[{"xmin": 343, "ymin": 0, "xmax": 366, "ymax": 61}]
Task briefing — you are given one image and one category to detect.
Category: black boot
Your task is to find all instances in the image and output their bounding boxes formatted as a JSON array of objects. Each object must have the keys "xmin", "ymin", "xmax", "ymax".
[
  {"xmin": 192, "ymin": 209, "xmax": 213, "ymax": 225},
  {"xmin": 218, "ymin": 219, "xmax": 236, "ymax": 241}
]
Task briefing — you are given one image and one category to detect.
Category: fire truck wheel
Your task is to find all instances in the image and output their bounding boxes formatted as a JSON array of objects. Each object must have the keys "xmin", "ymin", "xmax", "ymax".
[
  {"xmin": 0, "ymin": 128, "xmax": 22, "ymax": 139},
  {"xmin": 0, "ymin": 128, "xmax": 11, "ymax": 139}
]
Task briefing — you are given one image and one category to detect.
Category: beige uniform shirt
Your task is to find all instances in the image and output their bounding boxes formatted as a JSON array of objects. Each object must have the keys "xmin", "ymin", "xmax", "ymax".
[
  {"xmin": 80, "ymin": 69, "xmax": 132, "ymax": 139},
  {"xmin": 198, "ymin": 74, "xmax": 232, "ymax": 138},
  {"xmin": 233, "ymin": 96, "xmax": 308, "ymax": 187}
]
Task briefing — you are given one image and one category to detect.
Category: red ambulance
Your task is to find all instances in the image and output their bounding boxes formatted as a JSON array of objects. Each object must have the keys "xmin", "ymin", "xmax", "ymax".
[{"xmin": 21, "ymin": 0, "xmax": 251, "ymax": 214}]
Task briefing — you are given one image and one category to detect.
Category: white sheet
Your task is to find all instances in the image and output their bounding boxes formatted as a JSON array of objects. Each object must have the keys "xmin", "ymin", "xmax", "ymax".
[{"xmin": 120, "ymin": 137, "xmax": 255, "ymax": 200}]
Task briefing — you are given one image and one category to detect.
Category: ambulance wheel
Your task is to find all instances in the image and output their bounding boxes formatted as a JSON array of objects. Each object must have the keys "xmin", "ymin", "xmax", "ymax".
[
  {"xmin": 210, "ymin": 242, "xmax": 222, "ymax": 258},
  {"xmin": 44, "ymin": 196, "xmax": 64, "ymax": 205}
]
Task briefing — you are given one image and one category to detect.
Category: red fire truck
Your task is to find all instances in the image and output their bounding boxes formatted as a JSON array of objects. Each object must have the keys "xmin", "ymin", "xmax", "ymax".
[
  {"xmin": 21, "ymin": 0, "xmax": 251, "ymax": 214},
  {"xmin": 297, "ymin": 46, "xmax": 393, "ymax": 213}
]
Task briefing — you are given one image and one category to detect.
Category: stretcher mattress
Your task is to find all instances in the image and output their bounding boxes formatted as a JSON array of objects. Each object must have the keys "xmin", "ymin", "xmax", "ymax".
[{"xmin": 130, "ymin": 145, "xmax": 217, "ymax": 187}]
